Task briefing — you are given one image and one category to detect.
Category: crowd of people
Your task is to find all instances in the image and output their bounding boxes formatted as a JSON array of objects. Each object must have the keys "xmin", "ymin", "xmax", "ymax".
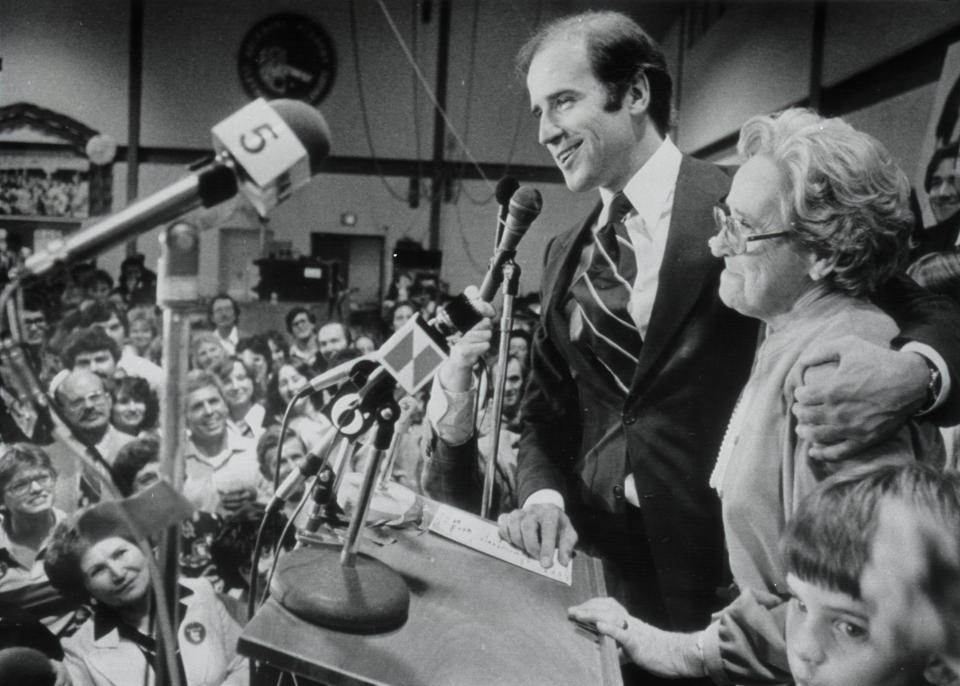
[{"xmin": 2, "ymin": 7, "xmax": 960, "ymax": 686}]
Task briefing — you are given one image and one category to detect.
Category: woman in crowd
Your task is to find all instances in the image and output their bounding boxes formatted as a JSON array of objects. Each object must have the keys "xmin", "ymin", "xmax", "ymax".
[
  {"xmin": 110, "ymin": 376, "xmax": 160, "ymax": 438},
  {"xmin": 211, "ymin": 357, "xmax": 266, "ymax": 440},
  {"xmin": 388, "ymin": 301, "xmax": 416, "ymax": 333},
  {"xmin": 0, "ymin": 444, "xmax": 83, "ymax": 638},
  {"xmin": 235, "ymin": 336, "xmax": 272, "ymax": 400},
  {"xmin": 125, "ymin": 306, "xmax": 159, "ymax": 364},
  {"xmin": 569, "ymin": 108, "xmax": 943, "ymax": 676},
  {"xmin": 190, "ymin": 332, "xmax": 228, "ymax": 371},
  {"xmin": 263, "ymin": 330, "xmax": 289, "ymax": 374},
  {"xmin": 352, "ymin": 330, "xmax": 379, "ymax": 356},
  {"xmin": 265, "ymin": 358, "xmax": 333, "ymax": 453},
  {"xmin": 45, "ymin": 504, "xmax": 247, "ymax": 686}
]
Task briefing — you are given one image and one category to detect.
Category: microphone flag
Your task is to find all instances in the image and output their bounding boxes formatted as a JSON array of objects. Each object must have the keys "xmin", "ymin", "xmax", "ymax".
[{"xmin": 378, "ymin": 314, "xmax": 448, "ymax": 395}]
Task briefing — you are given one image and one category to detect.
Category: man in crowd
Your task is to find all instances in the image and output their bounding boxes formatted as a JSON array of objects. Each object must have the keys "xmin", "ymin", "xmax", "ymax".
[
  {"xmin": 82, "ymin": 301, "xmax": 163, "ymax": 394},
  {"xmin": 209, "ymin": 293, "xmax": 242, "ymax": 355},
  {"xmin": 180, "ymin": 370, "xmax": 262, "ymax": 516},
  {"xmin": 914, "ymin": 140, "xmax": 960, "ymax": 258},
  {"xmin": 46, "ymin": 369, "xmax": 132, "ymax": 509},
  {"xmin": 59, "ymin": 326, "xmax": 121, "ymax": 392},
  {"xmin": 317, "ymin": 321, "xmax": 351, "ymax": 364},
  {"xmin": 496, "ymin": 11, "xmax": 960, "ymax": 676}
]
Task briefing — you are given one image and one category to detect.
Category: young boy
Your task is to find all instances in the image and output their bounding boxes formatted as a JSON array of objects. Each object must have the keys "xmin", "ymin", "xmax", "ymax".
[{"xmin": 569, "ymin": 463, "xmax": 960, "ymax": 686}]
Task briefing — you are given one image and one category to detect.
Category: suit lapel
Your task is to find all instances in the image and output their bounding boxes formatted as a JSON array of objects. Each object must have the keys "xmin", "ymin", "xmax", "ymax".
[
  {"xmin": 632, "ymin": 156, "xmax": 731, "ymax": 390},
  {"xmin": 542, "ymin": 202, "xmax": 600, "ymax": 339}
]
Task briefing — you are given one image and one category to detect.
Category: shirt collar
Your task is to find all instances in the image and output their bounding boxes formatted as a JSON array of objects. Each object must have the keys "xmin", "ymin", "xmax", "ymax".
[
  {"xmin": 598, "ymin": 136, "xmax": 682, "ymax": 228},
  {"xmin": 93, "ymin": 582, "xmax": 194, "ymax": 642}
]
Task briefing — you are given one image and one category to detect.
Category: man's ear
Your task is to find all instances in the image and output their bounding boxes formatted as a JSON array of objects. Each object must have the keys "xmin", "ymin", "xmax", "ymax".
[{"xmin": 627, "ymin": 72, "xmax": 651, "ymax": 116}]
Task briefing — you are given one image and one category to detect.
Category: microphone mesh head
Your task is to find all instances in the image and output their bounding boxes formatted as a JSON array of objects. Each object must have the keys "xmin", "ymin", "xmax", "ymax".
[
  {"xmin": 269, "ymin": 99, "xmax": 332, "ymax": 175},
  {"xmin": 509, "ymin": 186, "xmax": 543, "ymax": 224}
]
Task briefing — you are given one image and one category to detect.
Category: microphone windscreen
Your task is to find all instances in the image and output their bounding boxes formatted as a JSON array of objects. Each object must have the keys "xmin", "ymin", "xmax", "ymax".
[
  {"xmin": 509, "ymin": 186, "xmax": 543, "ymax": 225},
  {"xmin": 495, "ymin": 176, "xmax": 519, "ymax": 207},
  {"xmin": 270, "ymin": 99, "xmax": 332, "ymax": 174}
]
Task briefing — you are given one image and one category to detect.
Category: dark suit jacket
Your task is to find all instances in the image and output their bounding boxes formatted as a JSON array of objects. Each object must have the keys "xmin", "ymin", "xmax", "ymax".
[
  {"xmin": 911, "ymin": 213, "xmax": 960, "ymax": 261},
  {"xmin": 517, "ymin": 155, "xmax": 960, "ymax": 632}
]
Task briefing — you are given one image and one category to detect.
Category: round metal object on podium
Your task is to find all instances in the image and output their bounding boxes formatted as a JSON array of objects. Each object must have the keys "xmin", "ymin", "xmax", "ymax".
[{"xmin": 270, "ymin": 547, "xmax": 409, "ymax": 634}]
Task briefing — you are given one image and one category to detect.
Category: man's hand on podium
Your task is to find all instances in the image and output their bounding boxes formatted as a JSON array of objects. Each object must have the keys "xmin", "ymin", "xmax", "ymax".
[{"xmin": 497, "ymin": 503, "xmax": 578, "ymax": 568}]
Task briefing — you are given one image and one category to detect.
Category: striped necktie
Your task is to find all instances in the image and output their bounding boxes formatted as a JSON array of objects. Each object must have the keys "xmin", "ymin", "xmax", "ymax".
[{"xmin": 570, "ymin": 192, "xmax": 643, "ymax": 393}]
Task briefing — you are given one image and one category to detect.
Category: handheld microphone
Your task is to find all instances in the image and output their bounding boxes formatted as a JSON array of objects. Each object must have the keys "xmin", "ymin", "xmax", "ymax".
[
  {"xmin": 494, "ymin": 176, "xmax": 519, "ymax": 248},
  {"xmin": 477, "ymin": 185, "xmax": 542, "ymax": 302},
  {"xmin": 23, "ymin": 98, "xmax": 331, "ymax": 276}
]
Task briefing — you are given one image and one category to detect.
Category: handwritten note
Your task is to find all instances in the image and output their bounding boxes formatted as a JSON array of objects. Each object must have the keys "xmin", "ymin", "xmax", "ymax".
[{"xmin": 429, "ymin": 504, "xmax": 573, "ymax": 585}]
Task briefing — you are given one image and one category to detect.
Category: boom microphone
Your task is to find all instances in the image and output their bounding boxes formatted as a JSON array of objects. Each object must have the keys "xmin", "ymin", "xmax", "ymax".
[
  {"xmin": 23, "ymin": 98, "xmax": 331, "ymax": 276},
  {"xmin": 478, "ymin": 185, "xmax": 542, "ymax": 302}
]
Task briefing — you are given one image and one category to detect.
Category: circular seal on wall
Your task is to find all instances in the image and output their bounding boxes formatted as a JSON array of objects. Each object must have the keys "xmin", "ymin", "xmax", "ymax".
[{"xmin": 239, "ymin": 13, "xmax": 336, "ymax": 105}]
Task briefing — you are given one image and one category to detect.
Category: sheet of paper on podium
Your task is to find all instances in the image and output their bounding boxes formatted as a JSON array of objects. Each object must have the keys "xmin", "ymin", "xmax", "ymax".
[{"xmin": 429, "ymin": 503, "xmax": 573, "ymax": 585}]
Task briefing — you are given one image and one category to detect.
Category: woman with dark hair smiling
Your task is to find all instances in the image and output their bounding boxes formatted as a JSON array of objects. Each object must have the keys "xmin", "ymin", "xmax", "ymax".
[
  {"xmin": 110, "ymin": 376, "xmax": 159, "ymax": 438},
  {"xmin": 45, "ymin": 504, "xmax": 247, "ymax": 686}
]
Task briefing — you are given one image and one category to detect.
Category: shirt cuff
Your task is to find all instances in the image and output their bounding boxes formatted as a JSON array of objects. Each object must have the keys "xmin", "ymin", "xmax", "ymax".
[
  {"xmin": 699, "ymin": 621, "xmax": 732, "ymax": 686},
  {"xmin": 522, "ymin": 489, "xmax": 565, "ymax": 511},
  {"xmin": 901, "ymin": 342, "xmax": 951, "ymax": 413},
  {"xmin": 425, "ymin": 374, "xmax": 478, "ymax": 445}
]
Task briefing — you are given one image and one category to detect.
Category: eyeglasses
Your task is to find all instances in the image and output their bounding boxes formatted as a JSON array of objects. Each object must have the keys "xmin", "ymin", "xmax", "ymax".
[
  {"xmin": 21, "ymin": 317, "xmax": 46, "ymax": 328},
  {"xmin": 65, "ymin": 390, "xmax": 108, "ymax": 412},
  {"xmin": 712, "ymin": 204, "xmax": 790, "ymax": 256},
  {"xmin": 5, "ymin": 472, "xmax": 55, "ymax": 496}
]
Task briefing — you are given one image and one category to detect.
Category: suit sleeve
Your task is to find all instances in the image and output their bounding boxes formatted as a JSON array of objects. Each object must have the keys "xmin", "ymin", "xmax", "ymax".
[
  {"xmin": 516, "ymin": 239, "xmax": 583, "ymax": 507},
  {"xmin": 874, "ymin": 273, "xmax": 960, "ymax": 425}
]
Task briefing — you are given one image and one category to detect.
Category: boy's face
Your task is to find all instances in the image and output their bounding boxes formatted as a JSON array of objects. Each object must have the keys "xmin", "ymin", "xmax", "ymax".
[{"xmin": 786, "ymin": 573, "xmax": 925, "ymax": 686}]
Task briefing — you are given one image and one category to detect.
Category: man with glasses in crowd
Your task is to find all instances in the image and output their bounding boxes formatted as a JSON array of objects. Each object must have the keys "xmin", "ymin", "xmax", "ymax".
[
  {"xmin": 495, "ymin": 12, "xmax": 960, "ymax": 684},
  {"xmin": 45, "ymin": 369, "xmax": 132, "ymax": 511}
]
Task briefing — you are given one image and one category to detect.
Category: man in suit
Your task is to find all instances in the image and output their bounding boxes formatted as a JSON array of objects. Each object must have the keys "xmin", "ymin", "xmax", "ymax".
[{"xmin": 497, "ymin": 9, "xmax": 960, "ymax": 652}]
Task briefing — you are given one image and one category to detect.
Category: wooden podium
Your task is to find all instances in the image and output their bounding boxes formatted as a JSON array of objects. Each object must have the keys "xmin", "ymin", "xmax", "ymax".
[{"xmin": 238, "ymin": 502, "xmax": 622, "ymax": 686}]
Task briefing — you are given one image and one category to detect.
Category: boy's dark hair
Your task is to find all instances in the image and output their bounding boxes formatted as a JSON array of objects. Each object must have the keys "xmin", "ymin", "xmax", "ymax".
[
  {"xmin": 82, "ymin": 301, "xmax": 128, "ymax": 335},
  {"xmin": 60, "ymin": 325, "xmax": 120, "ymax": 368},
  {"xmin": 82, "ymin": 268, "xmax": 114, "ymax": 291},
  {"xmin": 516, "ymin": 10, "xmax": 673, "ymax": 136},
  {"xmin": 112, "ymin": 437, "xmax": 160, "ymax": 497},
  {"xmin": 782, "ymin": 462, "xmax": 960, "ymax": 599}
]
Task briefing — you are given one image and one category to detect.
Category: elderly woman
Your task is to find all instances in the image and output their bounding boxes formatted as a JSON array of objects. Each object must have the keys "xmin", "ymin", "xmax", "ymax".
[
  {"xmin": 210, "ymin": 357, "xmax": 266, "ymax": 440},
  {"xmin": 44, "ymin": 506, "xmax": 247, "ymax": 686},
  {"xmin": 569, "ymin": 108, "xmax": 943, "ymax": 680},
  {"xmin": 0, "ymin": 444, "xmax": 83, "ymax": 638}
]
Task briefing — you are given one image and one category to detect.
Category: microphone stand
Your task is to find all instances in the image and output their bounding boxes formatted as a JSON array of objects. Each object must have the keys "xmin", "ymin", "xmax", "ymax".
[
  {"xmin": 481, "ymin": 259, "xmax": 521, "ymax": 519},
  {"xmin": 267, "ymin": 363, "xmax": 410, "ymax": 633}
]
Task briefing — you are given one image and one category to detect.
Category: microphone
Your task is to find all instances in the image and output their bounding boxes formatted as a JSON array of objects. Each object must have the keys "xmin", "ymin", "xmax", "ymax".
[
  {"xmin": 23, "ymin": 98, "xmax": 331, "ymax": 276},
  {"xmin": 478, "ymin": 185, "xmax": 542, "ymax": 302},
  {"xmin": 494, "ymin": 176, "xmax": 519, "ymax": 248},
  {"xmin": 269, "ymin": 427, "xmax": 340, "ymax": 508}
]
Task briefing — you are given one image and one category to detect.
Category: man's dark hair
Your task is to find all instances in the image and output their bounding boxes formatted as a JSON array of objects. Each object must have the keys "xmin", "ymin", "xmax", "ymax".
[
  {"xmin": 208, "ymin": 293, "xmax": 239, "ymax": 323},
  {"xmin": 284, "ymin": 306, "xmax": 315, "ymax": 333},
  {"xmin": 60, "ymin": 326, "xmax": 120, "ymax": 368},
  {"xmin": 82, "ymin": 301, "xmax": 128, "ymax": 336},
  {"xmin": 924, "ymin": 140, "xmax": 960, "ymax": 193},
  {"xmin": 82, "ymin": 268, "xmax": 114, "ymax": 291},
  {"xmin": 516, "ymin": 10, "xmax": 673, "ymax": 136}
]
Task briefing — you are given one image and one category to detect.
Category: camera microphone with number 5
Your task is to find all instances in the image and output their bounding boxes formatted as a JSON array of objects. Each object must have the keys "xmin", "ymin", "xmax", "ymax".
[{"xmin": 23, "ymin": 98, "xmax": 331, "ymax": 276}]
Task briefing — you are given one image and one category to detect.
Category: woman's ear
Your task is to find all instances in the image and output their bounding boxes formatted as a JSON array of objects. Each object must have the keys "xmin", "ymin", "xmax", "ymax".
[{"xmin": 807, "ymin": 255, "xmax": 835, "ymax": 282}]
